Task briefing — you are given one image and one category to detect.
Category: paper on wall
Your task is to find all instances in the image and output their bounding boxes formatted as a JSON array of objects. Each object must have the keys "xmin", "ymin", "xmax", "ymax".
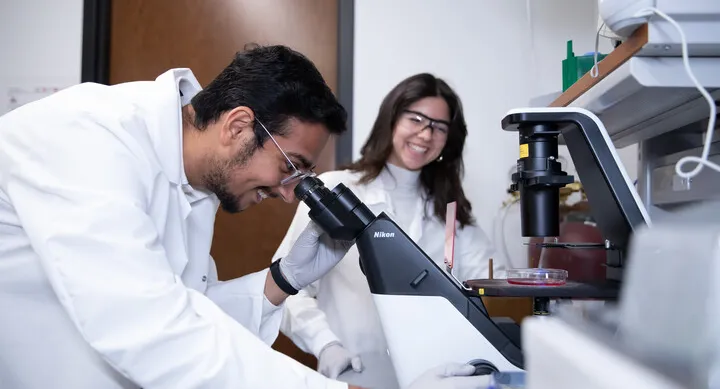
[{"xmin": 4, "ymin": 86, "xmax": 63, "ymax": 115}]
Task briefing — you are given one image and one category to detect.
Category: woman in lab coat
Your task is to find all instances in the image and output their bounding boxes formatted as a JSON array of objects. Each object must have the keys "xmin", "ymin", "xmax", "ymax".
[{"xmin": 273, "ymin": 73, "xmax": 504, "ymax": 388}]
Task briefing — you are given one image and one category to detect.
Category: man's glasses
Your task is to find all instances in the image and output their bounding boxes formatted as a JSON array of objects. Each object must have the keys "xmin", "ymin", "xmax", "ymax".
[
  {"xmin": 401, "ymin": 110, "xmax": 450, "ymax": 136},
  {"xmin": 255, "ymin": 118, "xmax": 316, "ymax": 186}
]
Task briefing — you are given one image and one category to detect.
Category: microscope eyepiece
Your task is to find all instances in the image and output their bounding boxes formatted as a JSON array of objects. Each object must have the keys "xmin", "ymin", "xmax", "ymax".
[
  {"xmin": 294, "ymin": 175, "xmax": 376, "ymax": 241},
  {"xmin": 294, "ymin": 176, "xmax": 330, "ymax": 205}
]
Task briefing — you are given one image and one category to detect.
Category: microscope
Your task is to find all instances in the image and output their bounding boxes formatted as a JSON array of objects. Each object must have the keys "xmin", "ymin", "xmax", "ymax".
[{"xmin": 293, "ymin": 107, "xmax": 650, "ymax": 388}]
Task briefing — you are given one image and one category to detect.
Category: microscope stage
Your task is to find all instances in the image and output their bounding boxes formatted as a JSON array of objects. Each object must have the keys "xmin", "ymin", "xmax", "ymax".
[{"xmin": 463, "ymin": 279, "xmax": 620, "ymax": 299}]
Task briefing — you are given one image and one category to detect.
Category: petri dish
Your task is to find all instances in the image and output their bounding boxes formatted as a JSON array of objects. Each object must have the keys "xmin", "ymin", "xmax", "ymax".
[{"xmin": 506, "ymin": 268, "xmax": 568, "ymax": 286}]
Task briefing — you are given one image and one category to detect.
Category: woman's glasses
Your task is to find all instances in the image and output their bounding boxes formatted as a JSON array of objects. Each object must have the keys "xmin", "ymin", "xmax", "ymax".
[{"xmin": 401, "ymin": 110, "xmax": 450, "ymax": 136}]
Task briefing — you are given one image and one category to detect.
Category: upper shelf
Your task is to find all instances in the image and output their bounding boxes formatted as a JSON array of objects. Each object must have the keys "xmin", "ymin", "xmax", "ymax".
[
  {"xmin": 569, "ymin": 56, "xmax": 720, "ymax": 148},
  {"xmin": 550, "ymin": 25, "xmax": 650, "ymax": 109},
  {"xmin": 547, "ymin": 21, "xmax": 720, "ymax": 148}
]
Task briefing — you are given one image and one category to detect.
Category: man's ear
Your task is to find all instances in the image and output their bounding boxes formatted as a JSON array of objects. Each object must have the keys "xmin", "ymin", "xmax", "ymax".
[{"xmin": 223, "ymin": 106, "xmax": 255, "ymax": 141}]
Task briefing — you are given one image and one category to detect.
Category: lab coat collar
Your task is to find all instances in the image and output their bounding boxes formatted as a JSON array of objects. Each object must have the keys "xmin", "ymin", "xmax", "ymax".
[
  {"xmin": 152, "ymin": 68, "xmax": 213, "ymax": 208},
  {"xmin": 147, "ymin": 70, "xmax": 201, "ymax": 276},
  {"xmin": 152, "ymin": 68, "xmax": 203, "ymax": 187}
]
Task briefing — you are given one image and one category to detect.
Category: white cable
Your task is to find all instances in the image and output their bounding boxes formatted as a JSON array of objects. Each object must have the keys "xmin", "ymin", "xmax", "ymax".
[
  {"xmin": 525, "ymin": 0, "xmax": 538, "ymax": 97},
  {"xmin": 590, "ymin": 22, "xmax": 605, "ymax": 78},
  {"xmin": 639, "ymin": 7, "xmax": 719, "ymax": 179}
]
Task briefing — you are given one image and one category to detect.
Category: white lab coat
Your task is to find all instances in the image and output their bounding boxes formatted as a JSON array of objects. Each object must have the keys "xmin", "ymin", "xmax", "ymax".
[
  {"xmin": 272, "ymin": 169, "xmax": 503, "ymax": 386},
  {"xmin": 0, "ymin": 69, "xmax": 344, "ymax": 389}
]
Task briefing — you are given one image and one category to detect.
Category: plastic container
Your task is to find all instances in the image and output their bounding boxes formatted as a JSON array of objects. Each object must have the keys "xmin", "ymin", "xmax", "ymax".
[
  {"xmin": 506, "ymin": 268, "xmax": 568, "ymax": 286},
  {"xmin": 562, "ymin": 40, "xmax": 608, "ymax": 91}
]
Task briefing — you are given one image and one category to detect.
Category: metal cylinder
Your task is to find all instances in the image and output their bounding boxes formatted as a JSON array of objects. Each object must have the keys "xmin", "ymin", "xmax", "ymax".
[{"xmin": 512, "ymin": 123, "xmax": 572, "ymax": 237}]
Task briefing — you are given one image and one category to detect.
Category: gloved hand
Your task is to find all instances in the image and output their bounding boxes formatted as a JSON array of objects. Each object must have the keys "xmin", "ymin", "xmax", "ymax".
[
  {"xmin": 279, "ymin": 221, "xmax": 354, "ymax": 291},
  {"xmin": 317, "ymin": 342, "xmax": 363, "ymax": 379},
  {"xmin": 406, "ymin": 363, "xmax": 492, "ymax": 389}
]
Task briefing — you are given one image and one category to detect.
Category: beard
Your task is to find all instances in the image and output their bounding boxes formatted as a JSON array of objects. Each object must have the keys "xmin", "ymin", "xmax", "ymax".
[{"xmin": 203, "ymin": 141, "xmax": 256, "ymax": 214}]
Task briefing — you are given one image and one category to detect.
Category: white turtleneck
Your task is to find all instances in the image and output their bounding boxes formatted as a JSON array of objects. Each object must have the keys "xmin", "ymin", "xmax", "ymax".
[{"xmin": 379, "ymin": 163, "xmax": 422, "ymax": 230}]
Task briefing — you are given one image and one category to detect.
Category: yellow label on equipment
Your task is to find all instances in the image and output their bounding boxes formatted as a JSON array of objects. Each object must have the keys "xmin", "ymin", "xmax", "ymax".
[
  {"xmin": 478, "ymin": 288, "xmax": 485, "ymax": 296},
  {"xmin": 519, "ymin": 144, "xmax": 529, "ymax": 158}
]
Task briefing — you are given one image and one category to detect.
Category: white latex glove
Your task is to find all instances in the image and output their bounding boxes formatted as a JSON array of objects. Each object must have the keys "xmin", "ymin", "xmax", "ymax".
[
  {"xmin": 279, "ymin": 221, "xmax": 354, "ymax": 291},
  {"xmin": 406, "ymin": 363, "xmax": 492, "ymax": 389},
  {"xmin": 317, "ymin": 342, "xmax": 363, "ymax": 379}
]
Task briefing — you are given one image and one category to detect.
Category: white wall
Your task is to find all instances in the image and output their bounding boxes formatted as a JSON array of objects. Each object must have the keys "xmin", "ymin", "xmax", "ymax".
[
  {"xmin": 0, "ymin": 0, "xmax": 84, "ymax": 115},
  {"xmin": 353, "ymin": 0, "xmax": 639, "ymax": 265},
  {"xmin": 1, "ymin": 0, "xmax": 640, "ymax": 267}
]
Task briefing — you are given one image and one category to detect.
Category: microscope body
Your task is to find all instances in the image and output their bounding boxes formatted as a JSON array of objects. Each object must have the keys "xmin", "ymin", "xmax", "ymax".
[
  {"xmin": 293, "ymin": 106, "xmax": 649, "ymax": 387},
  {"xmin": 502, "ymin": 107, "xmax": 649, "ymax": 281},
  {"xmin": 354, "ymin": 213, "xmax": 524, "ymax": 386},
  {"xmin": 294, "ymin": 177, "xmax": 523, "ymax": 387}
]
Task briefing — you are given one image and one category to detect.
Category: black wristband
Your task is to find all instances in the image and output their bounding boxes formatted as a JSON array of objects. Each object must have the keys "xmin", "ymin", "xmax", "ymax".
[{"xmin": 270, "ymin": 258, "xmax": 299, "ymax": 295}]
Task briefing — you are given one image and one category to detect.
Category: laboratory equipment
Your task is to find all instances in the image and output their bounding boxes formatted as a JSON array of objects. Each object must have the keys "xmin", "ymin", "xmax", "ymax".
[
  {"xmin": 598, "ymin": 0, "xmax": 655, "ymax": 38},
  {"xmin": 505, "ymin": 268, "xmax": 567, "ymax": 286},
  {"xmin": 574, "ymin": 1, "xmax": 720, "ymax": 149},
  {"xmin": 293, "ymin": 106, "xmax": 646, "ymax": 387},
  {"xmin": 502, "ymin": 108, "xmax": 649, "ymax": 281},
  {"xmin": 291, "ymin": 2, "xmax": 720, "ymax": 385},
  {"xmin": 294, "ymin": 176, "xmax": 524, "ymax": 388},
  {"xmin": 523, "ymin": 200, "xmax": 720, "ymax": 389},
  {"xmin": 562, "ymin": 40, "xmax": 608, "ymax": 91},
  {"xmin": 520, "ymin": 1, "xmax": 720, "ymax": 387}
]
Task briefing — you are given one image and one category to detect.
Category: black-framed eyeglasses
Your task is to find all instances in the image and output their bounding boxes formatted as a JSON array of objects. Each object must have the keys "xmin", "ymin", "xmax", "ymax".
[
  {"xmin": 401, "ymin": 109, "xmax": 450, "ymax": 135},
  {"xmin": 255, "ymin": 118, "xmax": 316, "ymax": 186}
]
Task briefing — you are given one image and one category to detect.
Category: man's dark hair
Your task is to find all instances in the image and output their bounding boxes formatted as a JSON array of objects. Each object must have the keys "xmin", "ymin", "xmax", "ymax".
[{"xmin": 191, "ymin": 44, "xmax": 347, "ymax": 149}]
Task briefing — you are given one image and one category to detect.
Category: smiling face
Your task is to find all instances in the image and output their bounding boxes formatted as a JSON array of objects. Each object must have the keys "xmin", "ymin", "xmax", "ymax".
[
  {"xmin": 192, "ymin": 106, "xmax": 329, "ymax": 213},
  {"xmin": 387, "ymin": 96, "xmax": 450, "ymax": 171}
]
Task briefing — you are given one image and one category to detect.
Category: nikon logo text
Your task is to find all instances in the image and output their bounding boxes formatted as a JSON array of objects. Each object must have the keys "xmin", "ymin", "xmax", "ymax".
[{"xmin": 373, "ymin": 231, "xmax": 395, "ymax": 238}]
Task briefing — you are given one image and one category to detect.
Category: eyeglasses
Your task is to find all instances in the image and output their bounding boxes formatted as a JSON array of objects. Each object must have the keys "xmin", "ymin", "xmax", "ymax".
[
  {"xmin": 255, "ymin": 118, "xmax": 316, "ymax": 186},
  {"xmin": 401, "ymin": 110, "xmax": 450, "ymax": 136}
]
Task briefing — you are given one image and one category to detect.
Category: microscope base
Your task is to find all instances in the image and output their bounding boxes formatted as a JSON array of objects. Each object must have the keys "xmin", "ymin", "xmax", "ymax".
[{"xmin": 372, "ymin": 294, "xmax": 523, "ymax": 389}]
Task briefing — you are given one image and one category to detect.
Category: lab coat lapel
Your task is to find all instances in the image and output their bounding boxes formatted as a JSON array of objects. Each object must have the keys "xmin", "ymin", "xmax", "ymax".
[
  {"xmin": 182, "ymin": 195, "xmax": 218, "ymax": 291},
  {"xmin": 178, "ymin": 189, "xmax": 192, "ymax": 220},
  {"xmin": 163, "ymin": 190, "xmax": 191, "ymax": 275},
  {"xmin": 148, "ymin": 68, "xmax": 202, "ymax": 187},
  {"xmin": 145, "ymin": 69, "xmax": 202, "ymax": 275}
]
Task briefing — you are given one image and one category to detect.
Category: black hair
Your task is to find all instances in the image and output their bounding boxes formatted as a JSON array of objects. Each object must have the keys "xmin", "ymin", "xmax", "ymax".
[{"xmin": 191, "ymin": 44, "xmax": 347, "ymax": 149}]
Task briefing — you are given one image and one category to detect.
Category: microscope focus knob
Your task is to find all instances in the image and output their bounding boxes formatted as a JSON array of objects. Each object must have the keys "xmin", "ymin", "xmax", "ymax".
[{"xmin": 467, "ymin": 359, "xmax": 499, "ymax": 376}]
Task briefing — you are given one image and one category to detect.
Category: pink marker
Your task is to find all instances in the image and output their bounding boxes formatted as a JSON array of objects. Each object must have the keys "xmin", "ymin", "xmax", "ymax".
[{"xmin": 444, "ymin": 201, "xmax": 457, "ymax": 275}]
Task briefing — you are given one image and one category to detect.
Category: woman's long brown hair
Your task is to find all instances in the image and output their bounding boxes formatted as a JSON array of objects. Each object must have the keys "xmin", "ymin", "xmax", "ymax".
[{"xmin": 344, "ymin": 73, "xmax": 475, "ymax": 228}]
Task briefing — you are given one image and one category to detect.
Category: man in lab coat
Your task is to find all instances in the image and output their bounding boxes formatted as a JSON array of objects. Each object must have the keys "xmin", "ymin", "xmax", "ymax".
[{"xmin": 0, "ymin": 45, "xmax": 491, "ymax": 389}]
